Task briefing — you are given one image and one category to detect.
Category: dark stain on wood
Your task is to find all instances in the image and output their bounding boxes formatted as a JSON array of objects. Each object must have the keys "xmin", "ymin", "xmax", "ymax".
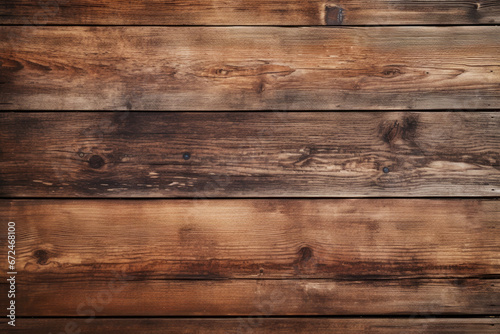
[
  {"xmin": 0, "ymin": 112, "xmax": 498, "ymax": 197},
  {"xmin": 325, "ymin": 5, "xmax": 345, "ymax": 25},
  {"xmin": 468, "ymin": 1, "xmax": 483, "ymax": 22},
  {"xmin": 401, "ymin": 114, "xmax": 419, "ymax": 143},
  {"xmin": 2, "ymin": 0, "xmax": 498, "ymax": 25},
  {"xmin": 88, "ymin": 155, "xmax": 105, "ymax": 169},
  {"xmin": 380, "ymin": 114, "xmax": 420, "ymax": 145},
  {"xmin": 6, "ymin": 318, "xmax": 500, "ymax": 333},
  {"xmin": 381, "ymin": 120, "xmax": 401, "ymax": 144},
  {"xmin": 33, "ymin": 249, "xmax": 49, "ymax": 265},
  {"xmin": 296, "ymin": 246, "xmax": 314, "ymax": 265}
]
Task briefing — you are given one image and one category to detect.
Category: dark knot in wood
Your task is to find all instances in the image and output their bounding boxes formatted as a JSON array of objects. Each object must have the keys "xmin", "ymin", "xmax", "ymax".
[{"xmin": 89, "ymin": 155, "xmax": 105, "ymax": 169}]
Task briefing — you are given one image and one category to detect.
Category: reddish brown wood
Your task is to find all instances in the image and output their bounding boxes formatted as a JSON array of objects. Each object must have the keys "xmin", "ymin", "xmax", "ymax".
[
  {"xmin": 1, "ymin": 278, "xmax": 497, "ymax": 316},
  {"xmin": 3, "ymin": 199, "xmax": 499, "ymax": 281},
  {"xmin": 1, "ymin": 27, "xmax": 499, "ymax": 110},
  {"xmin": 1, "ymin": 318, "xmax": 498, "ymax": 333}
]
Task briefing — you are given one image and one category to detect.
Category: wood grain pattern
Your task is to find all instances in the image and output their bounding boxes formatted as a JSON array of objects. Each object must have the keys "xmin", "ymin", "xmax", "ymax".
[
  {"xmin": 1, "ymin": 27, "xmax": 499, "ymax": 110},
  {"xmin": 1, "ymin": 199, "xmax": 498, "ymax": 280},
  {"xmin": 2, "ymin": 318, "xmax": 498, "ymax": 333},
  {"xmin": 1, "ymin": 0, "xmax": 499, "ymax": 25},
  {"xmin": 0, "ymin": 112, "xmax": 498, "ymax": 197},
  {"xmin": 1, "ymin": 0, "xmax": 498, "ymax": 330},
  {"xmin": 2, "ymin": 278, "xmax": 498, "ymax": 316}
]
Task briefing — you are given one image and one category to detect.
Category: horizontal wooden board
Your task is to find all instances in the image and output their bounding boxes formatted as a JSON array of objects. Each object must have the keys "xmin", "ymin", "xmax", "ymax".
[
  {"xmin": 1, "ymin": 0, "xmax": 499, "ymax": 25},
  {"xmin": 1, "ymin": 199, "xmax": 499, "ymax": 280},
  {"xmin": 1, "ymin": 278, "xmax": 498, "ymax": 316},
  {"xmin": 0, "ymin": 112, "xmax": 498, "ymax": 197},
  {"xmin": 1, "ymin": 27, "xmax": 499, "ymax": 110},
  {"xmin": 2, "ymin": 318, "xmax": 499, "ymax": 333}
]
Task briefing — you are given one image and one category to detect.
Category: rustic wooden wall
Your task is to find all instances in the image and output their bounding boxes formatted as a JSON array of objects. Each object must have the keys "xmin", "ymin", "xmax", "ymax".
[{"xmin": 1, "ymin": 0, "xmax": 499, "ymax": 333}]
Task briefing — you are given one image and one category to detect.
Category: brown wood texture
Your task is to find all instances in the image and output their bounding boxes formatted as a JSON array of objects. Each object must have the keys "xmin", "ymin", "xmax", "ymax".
[
  {"xmin": 2, "ymin": 199, "xmax": 498, "ymax": 281},
  {"xmin": 1, "ymin": 318, "xmax": 499, "ymax": 333},
  {"xmin": 1, "ymin": 112, "xmax": 498, "ymax": 198},
  {"xmin": 1, "ymin": 0, "xmax": 499, "ymax": 25},
  {"xmin": 1, "ymin": 278, "xmax": 498, "ymax": 316},
  {"xmin": 1, "ymin": 27, "xmax": 499, "ymax": 110},
  {"xmin": 1, "ymin": 0, "xmax": 498, "ymax": 328}
]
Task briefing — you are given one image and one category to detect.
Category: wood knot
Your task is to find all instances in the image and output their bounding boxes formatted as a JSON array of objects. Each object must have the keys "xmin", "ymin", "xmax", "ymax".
[
  {"xmin": 257, "ymin": 80, "xmax": 266, "ymax": 94},
  {"xmin": 298, "ymin": 246, "xmax": 313, "ymax": 263},
  {"xmin": 380, "ymin": 114, "xmax": 419, "ymax": 144},
  {"xmin": 0, "ymin": 58, "xmax": 24, "ymax": 72},
  {"xmin": 89, "ymin": 155, "xmax": 105, "ymax": 169},
  {"xmin": 382, "ymin": 66, "xmax": 402, "ymax": 77},
  {"xmin": 381, "ymin": 120, "xmax": 401, "ymax": 144},
  {"xmin": 216, "ymin": 68, "xmax": 230, "ymax": 76},
  {"xmin": 204, "ymin": 64, "xmax": 295, "ymax": 78},
  {"xmin": 325, "ymin": 5, "xmax": 345, "ymax": 25},
  {"xmin": 468, "ymin": 2, "xmax": 482, "ymax": 22},
  {"xmin": 34, "ymin": 249, "xmax": 49, "ymax": 265},
  {"xmin": 293, "ymin": 246, "xmax": 318, "ymax": 272},
  {"xmin": 293, "ymin": 146, "xmax": 318, "ymax": 167},
  {"xmin": 401, "ymin": 115, "xmax": 419, "ymax": 142}
]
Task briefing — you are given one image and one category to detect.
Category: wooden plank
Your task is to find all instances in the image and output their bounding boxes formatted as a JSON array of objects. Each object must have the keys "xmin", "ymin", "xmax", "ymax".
[
  {"xmin": 2, "ymin": 318, "xmax": 499, "ymax": 333},
  {"xmin": 1, "ymin": 0, "xmax": 499, "ymax": 25},
  {"xmin": 2, "ymin": 199, "xmax": 499, "ymax": 280},
  {"xmin": 2, "ymin": 278, "xmax": 498, "ymax": 316},
  {"xmin": 0, "ymin": 112, "xmax": 498, "ymax": 197},
  {"xmin": 1, "ymin": 27, "xmax": 499, "ymax": 110}
]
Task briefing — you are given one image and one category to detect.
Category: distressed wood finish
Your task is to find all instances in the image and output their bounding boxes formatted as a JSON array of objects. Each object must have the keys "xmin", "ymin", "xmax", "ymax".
[
  {"xmin": 2, "ymin": 318, "xmax": 499, "ymax": 333},
  {"xmin": 2, "ymin": 199, "xmax": 499, "ymax": 281},
  {"xmin": 0, "ymin": 112, "xmax": 498, "ymax": 198},
  {"xmin": 1, "ymin": 0, "xmax": 499, "ymax": 328},
  {"xmin": 2, "ymin": 198, "xmax": 498, "ymax": 318},
  {"xmin": 1, "ymin": 27, "xmax": 499, "ymax": 110},
  {"xmin": 2, "ymin": 278, "xmax": 498, "ymax": 316},
  {"xmin": 1, "ymin": 0, "xmax": 499, "ymax": 25}
]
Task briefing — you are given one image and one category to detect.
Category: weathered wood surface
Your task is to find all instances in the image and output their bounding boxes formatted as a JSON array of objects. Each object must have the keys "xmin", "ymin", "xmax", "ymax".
[
  {"xmin": 0, "ymin": 112, "xmax": 498, "ymax": 197},
  {"xmin": 1, "ymin": 27, "xmax": 499, "ymax": 110},
  {"xmin": 1, "ymin": 318, "xmax": 498, "ymax": 333},
  {"xmin": 1, "ymin": 199, "xmax": 498, "ymax": 280},
  {"xmin": 1, "ymin": 0, "xmax": 499, "ymax": 25},
  {"xmin": 1, "ymin": 278, "xmax": 498, "ymax": 316}
]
